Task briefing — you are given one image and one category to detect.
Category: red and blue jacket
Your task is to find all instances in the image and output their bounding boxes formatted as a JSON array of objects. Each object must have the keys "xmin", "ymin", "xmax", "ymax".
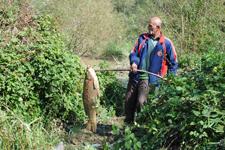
[{"xmin": 129, "ymin": 32, "xmax": 178, "ymax": 85}]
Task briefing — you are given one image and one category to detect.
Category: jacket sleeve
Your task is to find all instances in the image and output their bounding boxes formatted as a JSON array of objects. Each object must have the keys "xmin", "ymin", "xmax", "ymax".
[
  {"xmin": 166, "ymin": 40, "xmax": 178, "ymax": 75},
  {"xmin": 129, "ymin": 37, "xmax": 140, "ymax": 65}
]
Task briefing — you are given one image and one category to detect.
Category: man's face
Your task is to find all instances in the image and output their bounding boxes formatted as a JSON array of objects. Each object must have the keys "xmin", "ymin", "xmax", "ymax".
[{"xmin": 148, "ymin": 21, "xmax": 159, "ymax": 36}]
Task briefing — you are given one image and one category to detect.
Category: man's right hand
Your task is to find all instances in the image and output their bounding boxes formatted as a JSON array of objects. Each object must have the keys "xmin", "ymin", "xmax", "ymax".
[{"xmin": 131, "ymin": 63, "xmax": 138, "ymax": 72}]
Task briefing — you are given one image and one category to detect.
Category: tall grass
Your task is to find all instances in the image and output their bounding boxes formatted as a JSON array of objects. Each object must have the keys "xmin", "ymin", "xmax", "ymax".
[{"xmin": 0, "ymin": 108, "xmax": 63, "ymax": 150}]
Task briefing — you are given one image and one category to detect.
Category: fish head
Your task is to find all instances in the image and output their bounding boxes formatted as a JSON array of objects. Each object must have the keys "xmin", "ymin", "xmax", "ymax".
[
  {"xmin": 86, "ymin": 66, "xmax": 96, "ymax": 80},
  {"xmin": 86, "ymin": 66, "xmax": 100, "ymax": 94}
]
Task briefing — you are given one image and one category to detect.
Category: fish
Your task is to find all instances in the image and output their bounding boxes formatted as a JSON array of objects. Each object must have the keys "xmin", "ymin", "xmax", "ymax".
[{"xmin": 83, "ymin": 66, "xmax": 100, "ymax": 132}]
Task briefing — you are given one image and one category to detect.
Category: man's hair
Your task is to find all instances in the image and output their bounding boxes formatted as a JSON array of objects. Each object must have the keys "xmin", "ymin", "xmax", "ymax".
[{"xmin": 150, "ymin": 16, "xmax": 162, "ymax": 28}]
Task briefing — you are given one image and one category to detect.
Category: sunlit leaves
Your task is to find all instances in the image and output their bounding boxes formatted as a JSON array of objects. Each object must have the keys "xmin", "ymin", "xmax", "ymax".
[
  {"xmin": 135, "ymin": 51, "xmax": 225, "ymax": 149},
  {"xmin": 0, "ymin": 7, "xmax": 85, "ymax": 123}
]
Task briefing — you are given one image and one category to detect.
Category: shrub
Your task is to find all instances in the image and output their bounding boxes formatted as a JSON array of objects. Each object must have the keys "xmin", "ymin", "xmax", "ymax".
[
  {"xmin": 97, "ymin": 62, "xmax": 126, "ymax": 117},
  {"xmin": 135, "ymin": 50, "xmax": 225, "ymax": 149},
  {"xmin": 0, "ymin": 2, "xmax": 85, "ymax": 124}
]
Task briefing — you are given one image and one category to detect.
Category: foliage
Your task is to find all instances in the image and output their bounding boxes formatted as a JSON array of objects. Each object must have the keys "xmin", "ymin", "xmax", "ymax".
[
  {"xmin": 130, "ymin": 50, "xmax": 225, "ymax": 149},
  {"xmin": 109, "ymin": 126, "xmax": 142, "ymax": 150},
  {"xmin": 31, "ymin": 0, "xmax": 225, "ymax": 57},
  {"xmin": 112, "ymin": 0, "xmax": 136, "ymax": 15},
  {"xmin": 1, "ymin": 1, "xmax": 225, "ymax": 149},
  {"xmin": 0, "ymin": 108, "xmax": 63, "ymax": 150},
  {"xmin": 101, "ymin": 42, "xmax": 125, "ymax": 60},
  {"xmin": 113, "ymin": 0, "xmax": 225, "ymax": 53},
  {"xmin": 31, "ymin": 0, "xmax": 126, "ymax": 57},
  {"xmin": 0, "ymin": 2, "xmax": 85, "ymax": 124},
  {"xmin": 97, "ymin": 62, "xmax": 126, "ymax": 117}
]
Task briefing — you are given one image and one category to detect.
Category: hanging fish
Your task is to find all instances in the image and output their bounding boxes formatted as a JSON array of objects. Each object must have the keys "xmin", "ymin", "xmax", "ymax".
[{"xmin": 83, "ymin": 66, "xmax": 100, "ymax": 132}]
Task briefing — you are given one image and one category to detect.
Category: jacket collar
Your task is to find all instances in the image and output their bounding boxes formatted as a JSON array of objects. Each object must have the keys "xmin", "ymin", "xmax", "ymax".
[{"xmin": 142, "ymin": 32, "xmax": 165, "ymax": 44}]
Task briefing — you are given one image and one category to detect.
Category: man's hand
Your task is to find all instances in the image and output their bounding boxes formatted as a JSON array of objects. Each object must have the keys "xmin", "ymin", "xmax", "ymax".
[{"xmin": 130, "ymin": 63, "xmax": 138, "ymax": 73}]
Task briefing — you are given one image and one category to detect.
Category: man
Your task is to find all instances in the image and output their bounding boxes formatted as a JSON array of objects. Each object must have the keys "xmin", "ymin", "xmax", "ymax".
[{"xmin": 125, "ymin": 16, "xmax": 178, "ymax": 124}]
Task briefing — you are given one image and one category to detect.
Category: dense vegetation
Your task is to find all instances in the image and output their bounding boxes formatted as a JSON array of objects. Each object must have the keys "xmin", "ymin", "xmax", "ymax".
[
  {"xmin": 0, "ymin": 0, "xmax": 224, "ymax": 149},
  {"xmin": 31, "ymin": 0, "xmax": 126, "ymax": 57},
  {"xmin": 113, "ymin": 0, "xmax": 224, "ymax": 52},
  {"xmin": 0, "ymin": 1, "xmax": 86, "ymax": 149},
  {"xmin": 110, "ymin": 51, "xmax": 225, "ymax": 149},
  {"xmin": 32, "ymin": 0, "xmax": 224, "ymax": 57},
  {"xmin": 0, "ymin": 1, "xmax": 87, "ymax": 122}
]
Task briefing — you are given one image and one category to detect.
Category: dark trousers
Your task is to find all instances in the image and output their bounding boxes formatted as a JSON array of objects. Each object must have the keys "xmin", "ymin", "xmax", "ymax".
[{"xmin": 124, "ymin": 79, "xmax": 149, "ymax": 123}]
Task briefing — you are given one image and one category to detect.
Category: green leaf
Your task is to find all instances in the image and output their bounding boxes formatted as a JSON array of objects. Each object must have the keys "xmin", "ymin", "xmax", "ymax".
[
  {"xmin": 11, "ymin": 37, "xmax": 19, "ymax": 43},
  {"xmin": 215, "ymin": 125, "xmax": 224, "ymax": 133},
  {"xmin": 192, "ymin": 110, "xmax": 200, "ymax": 116}
]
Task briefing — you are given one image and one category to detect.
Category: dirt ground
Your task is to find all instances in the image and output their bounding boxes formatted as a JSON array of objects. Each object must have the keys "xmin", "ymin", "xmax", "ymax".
[
  {"xmin": 64, "ymin": 117, "xmax": 125, "ymax": 150},
  {"xmin": 80, "ymin": 56, "xmax": 128, "ymax": 69}
]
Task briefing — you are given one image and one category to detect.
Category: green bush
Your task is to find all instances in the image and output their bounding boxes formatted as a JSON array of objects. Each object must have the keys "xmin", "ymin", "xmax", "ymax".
[
  {"xmin": 111, "ymin": 126, "xmax": 142, "ymax": 150},
  {"xmin": 0, "ymin": 2, "xmax": 85, "ymax": 123},
  {"xmin": 97, "ymin": 62, "xmax": 126, "ymax": 116},
  {"xmin": 134, "ymin": 50, "xmax": 225, "ymax": 149}
]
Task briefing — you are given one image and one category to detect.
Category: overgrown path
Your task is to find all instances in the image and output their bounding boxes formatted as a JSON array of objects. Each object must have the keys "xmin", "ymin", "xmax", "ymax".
[
  {"xmin": 65, "ymin": 117, "xmax": 125, "ymax": 150},
  {"xmin": 62, "ymin": 57, "xmax": 128, "ymax": 149}
]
